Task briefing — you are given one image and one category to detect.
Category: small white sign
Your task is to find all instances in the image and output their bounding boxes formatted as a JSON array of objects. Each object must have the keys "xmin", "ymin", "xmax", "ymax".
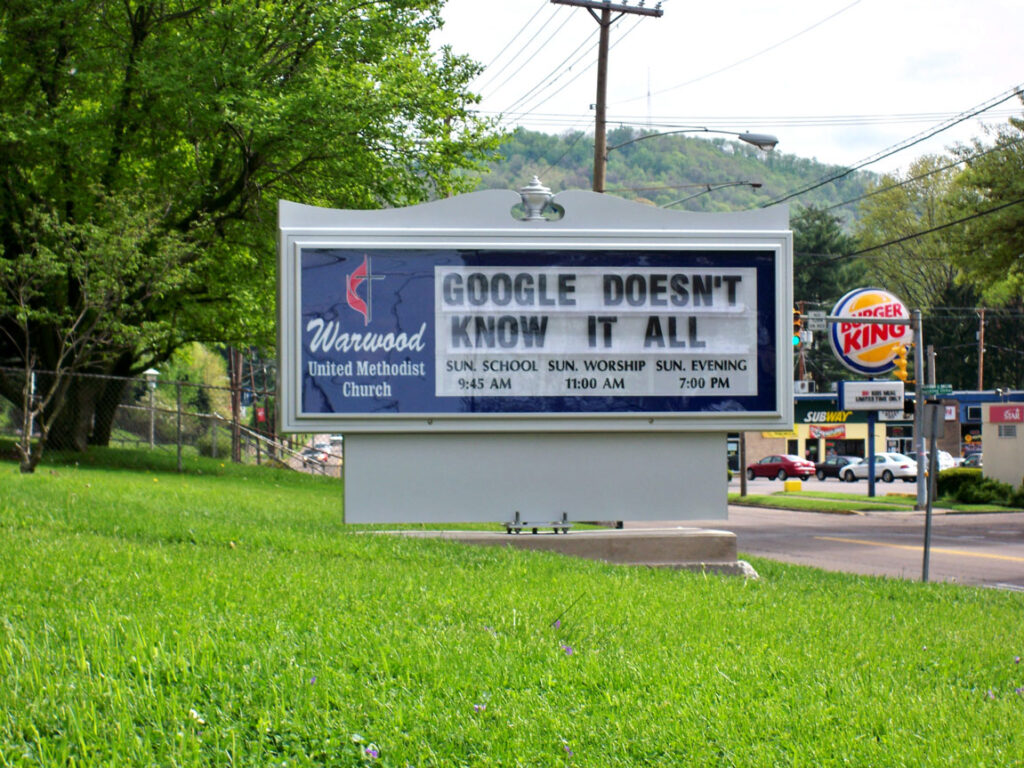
[
  {"xmin": 838, "ymin": 380, "xmax": 905, "ymax": 411},
  {"xmin": 805, "ymin": 310, "xmax": 826, "ymax": 331}
]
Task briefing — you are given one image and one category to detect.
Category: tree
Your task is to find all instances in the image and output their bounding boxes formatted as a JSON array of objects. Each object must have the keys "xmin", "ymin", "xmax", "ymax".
[
  {"xmin": 791, "ymin": 205, "xmax": 863, "ymax": 303},
  {"xmin": 0, "ymin": 197, "xmax": 187, "ymax": 470},
  {"xmin": 790, "ymin": 205, "xmax": 865, "ymax": 389},
  {"xmin": 952, "ymin": 110, "xmax": 1024, "ymax": 303},
  {"xmin": 476, "ymin": 128, "xmax": 876, "ymax": 215},
  {"xmin": 946, "ymin": 109, "xmax": 1024, "ymax": 388},
  {"xmin": 0, "ymin": 0, "xmax": 501, "ymax": 455},
  {"xmin": 854, "ymin": 155, "xmax": 966, "ymax": 311},
  {"xmin": 853, "ymin": 152, "xmax": 1024, "ymax": 389}
]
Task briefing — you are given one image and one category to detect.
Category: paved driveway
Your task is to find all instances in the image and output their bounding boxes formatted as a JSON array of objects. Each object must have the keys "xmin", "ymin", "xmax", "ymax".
[{"xmin": 630, "ymin": 506, "xmax": 1024, "ymax": 590}]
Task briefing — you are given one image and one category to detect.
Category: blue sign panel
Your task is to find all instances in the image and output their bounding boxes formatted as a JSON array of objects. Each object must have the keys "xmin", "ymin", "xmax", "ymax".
[{"xmin": 300, "ymin": 248, "xmax": 778, "ymax": 416}]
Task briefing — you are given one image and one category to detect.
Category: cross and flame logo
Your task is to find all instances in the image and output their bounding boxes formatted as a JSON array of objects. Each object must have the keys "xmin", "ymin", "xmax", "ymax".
[{"xmin": 345, "ymin": 255, "xmax": 384, "ymax": 326}]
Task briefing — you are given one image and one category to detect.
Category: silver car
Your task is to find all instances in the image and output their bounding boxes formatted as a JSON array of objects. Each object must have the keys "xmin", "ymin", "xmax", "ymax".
[{"xmin": 840, "ymin": 452, "xmax": 918, "ymax": 483}]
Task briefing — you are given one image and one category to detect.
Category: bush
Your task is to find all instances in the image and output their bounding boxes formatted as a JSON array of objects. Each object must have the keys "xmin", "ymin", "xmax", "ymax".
[
  {"xmin": 956, "ymin": 476, "xmax": 1015, "ymax": 505},
  {"xmin": 937, "ymin": 467, "xmax": 1024, "ymax": 508},
  {"xmin": 197, "ymin": 429, "xmax": 232, "ymax": 458},
  {"xmin": 1009, "ymin": 486, "xmax": 1024, "ymax": 509},
  {"xmin": 936, "ymin": 468, "xmax": 982, "ymax": 498}
]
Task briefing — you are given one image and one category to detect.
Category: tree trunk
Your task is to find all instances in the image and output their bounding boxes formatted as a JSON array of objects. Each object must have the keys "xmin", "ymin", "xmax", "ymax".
[
  {"xmin": 18, "ymin": 446, "xmax": 42, "ymax": 474},
  {"xmin": 45, "ymin": 375, "xmax": 103, "ymax": 451},
  {"xmin": 89, "ymin": 355, "xmax": 134, "ymax": 446},
  {"xmin": 89, "ymin": 376, "xmax": 128, "ymax": 447}
]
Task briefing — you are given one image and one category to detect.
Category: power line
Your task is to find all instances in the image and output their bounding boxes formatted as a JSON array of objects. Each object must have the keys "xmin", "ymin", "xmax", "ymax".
[
  {"xmin": 614, "ymin": 0, "xmax": 862, "ymax": 106},
  {"xmin": 983, "ymin": 345, "xmax": 1024, "ymax": 356},
  {"xmin": 608, "ymin": 181, "xmax": 754, "ymax": 193},
  {"xmin": 474, "ymin": 0, "xmax": 551, "ymax": 80},
  {"xmin": 794, "ymin": 192, "xmax": 1024, "ymax": 265},
  {"xmin": 761, "ymin": 84, "xmax": 1024, "ymax": 207},
  {"xmin": 926, "ymin": 308, "xmax": 1024, "ymax": 317},
  {"xmin": 504, "ymin": 15, "xmax": 646, "ymax": 127},
  {"xmin": 823, "ymin": 134, "xmax": 1024, "ymax": 212},
  {"xmin": 845, "ymin": 196, "xmax": 1024, "ymax": 258},
  {"xmin": 550, "ymin": 0, "xmax": 664, "ymax": 193},
  {"xmin": 481, "ymin": 8, "xmax": 576, "ymax": 102},
  {"xmin": 499, "ymin": 25, "xmax": 600, "ymax": 118},
  {"xmin": 617, "ymin": 109, "xmax": 1022, "ymax": 129},
  {"xmin": 531, "ymin": 127, "xmax": 591, "ymax": 180},
  {"xmin": 790, "ymin": 300, "xmax": 1022, "ymax": 314},
  {"xmin": 465, "ymin": 107, "xmax": 1022, "ymax": 127}
]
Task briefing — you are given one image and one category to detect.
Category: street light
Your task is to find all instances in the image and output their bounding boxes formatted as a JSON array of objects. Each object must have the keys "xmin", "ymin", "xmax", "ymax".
[
  {"xmin": 660, "ymin": 181, "xmax": 763, "ymax": 208},
  {"xmin": 144, "ymin": 368, "xmax": 159, "ymax": 449},
  {"xmin": 606, "ymin": 127, "xmax": 779, "ymax": 156},
  {"xmin": 598, "ymin": 127, "xmax": 779, "ymax": 193}
]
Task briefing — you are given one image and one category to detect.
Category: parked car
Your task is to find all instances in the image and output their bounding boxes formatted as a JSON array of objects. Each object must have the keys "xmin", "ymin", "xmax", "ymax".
[
  {"xmin": 300, "ymin": 447, "xmax": 328, "ymax": 466},
  {"xmin": 906, "ymin": 450, "xmax": 957, "ymax": 472},
  {"xmin": 840, "ymin": 452, "xmax": 917, "ymax": 483},
  {"xmin": 961, "ymin": 453, "xmax": 983, "ymax": 468},
  {"xmin": 746, "ymin": 454, "xmax": 817, "ymax": 481},
  {"xmin": 814, "ymin": 455, "xmax": 862, "ymax": 481}
]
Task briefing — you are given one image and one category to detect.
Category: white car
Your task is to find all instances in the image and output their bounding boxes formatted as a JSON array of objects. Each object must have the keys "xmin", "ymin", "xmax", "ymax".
[
  {"xmin": 907, "ymin": 450, "xmax": 957, "ymax": 472},
  {"xmin": 840, "ymin": 452, "xmax": 918, "ymax": 483}
]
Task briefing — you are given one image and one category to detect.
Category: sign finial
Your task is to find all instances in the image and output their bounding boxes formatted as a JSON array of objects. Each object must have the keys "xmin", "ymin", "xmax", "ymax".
[{"xmin": 518, "ymin": 176, "xmax": 553, "ymax": 221}]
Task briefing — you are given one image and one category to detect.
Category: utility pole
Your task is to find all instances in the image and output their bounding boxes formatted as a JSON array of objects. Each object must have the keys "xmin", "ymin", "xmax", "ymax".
[
  {"xmin": 977, "ymin": 307, "xmax": 985, "ymax": 390},
  {"xmin": 912, "ymin": 310, "xmax": 926, "ymax": 509},
  {"xmin": 551, "ymin": 0, "xmax": 664, "ymax": 193}
]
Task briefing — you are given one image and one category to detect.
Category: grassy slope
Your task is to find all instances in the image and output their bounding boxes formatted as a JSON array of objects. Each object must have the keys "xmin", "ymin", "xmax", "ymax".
[{"xmin": 2, "ymin": 450, "xmax": 1022, "ymax": 766}]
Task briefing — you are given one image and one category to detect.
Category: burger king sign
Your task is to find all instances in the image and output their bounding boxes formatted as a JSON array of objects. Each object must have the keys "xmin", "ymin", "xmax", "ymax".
[{"xmin": 829, "ymin": 288, "xmax": 910, "ymax": 375}]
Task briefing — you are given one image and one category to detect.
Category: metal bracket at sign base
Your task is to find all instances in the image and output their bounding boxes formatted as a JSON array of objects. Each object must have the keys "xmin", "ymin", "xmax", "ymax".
[{"xmin": 505, "ymin": 511, "xmax": 572, "ymax": 535}]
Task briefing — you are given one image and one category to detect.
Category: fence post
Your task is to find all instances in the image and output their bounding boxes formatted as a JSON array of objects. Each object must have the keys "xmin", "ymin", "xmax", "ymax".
[
  {"xmin": 230, "ymin": 347, "xmax": 242, "ymax": 463},
  {"xmin": 176, "ymin": 381, "xmax": 183, "ymax": 473},
  {"xmin": 144, "ymin": 368, "xmax": 160, "ymax": 449},
  {"xmin": 149, "ymin": 385, "xmax": 156, "ymax": 449}
]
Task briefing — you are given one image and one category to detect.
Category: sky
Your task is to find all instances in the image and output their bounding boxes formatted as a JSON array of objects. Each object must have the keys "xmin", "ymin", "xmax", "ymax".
[{"xmin": 434, "ymin": 0, "xmax": 1024, "ymax": 178}]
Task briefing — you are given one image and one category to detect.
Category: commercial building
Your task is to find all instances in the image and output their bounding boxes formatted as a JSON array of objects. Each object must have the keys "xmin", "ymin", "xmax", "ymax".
[{"xmin": 730, "ymin": 390, "xmax": 1024, "ymax": 475}]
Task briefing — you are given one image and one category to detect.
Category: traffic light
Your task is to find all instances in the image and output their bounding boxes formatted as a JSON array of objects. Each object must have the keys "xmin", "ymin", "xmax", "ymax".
[
  {"xmin": 792, "ymin": 309, "xmax": 802, "ymax": 347},
  {"xmin": 892, "ymin": 343, "xmax": 909, "ymax": 382}
]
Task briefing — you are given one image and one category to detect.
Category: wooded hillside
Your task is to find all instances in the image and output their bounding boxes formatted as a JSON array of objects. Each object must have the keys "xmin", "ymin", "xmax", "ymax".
[{"xmin": 469, "ymin": 127, "xmax": 875, "ymax": 224}]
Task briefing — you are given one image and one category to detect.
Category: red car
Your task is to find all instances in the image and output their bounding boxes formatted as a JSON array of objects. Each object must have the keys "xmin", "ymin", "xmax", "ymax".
[{"xmin": 746, "ymin": 454, "xmax": 816, "ymax": 481}]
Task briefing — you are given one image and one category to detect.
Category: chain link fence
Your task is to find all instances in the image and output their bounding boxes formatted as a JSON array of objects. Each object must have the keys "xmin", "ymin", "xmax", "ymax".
[{"xmin": 0, "ymin": 367, "xmax": 341, "ymax": 476}]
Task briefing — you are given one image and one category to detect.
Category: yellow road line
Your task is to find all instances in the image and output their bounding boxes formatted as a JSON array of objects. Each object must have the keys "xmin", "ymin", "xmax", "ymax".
[{"xmin": 814, "ymin": 536, "xmax": 1024, "ymax": 563}]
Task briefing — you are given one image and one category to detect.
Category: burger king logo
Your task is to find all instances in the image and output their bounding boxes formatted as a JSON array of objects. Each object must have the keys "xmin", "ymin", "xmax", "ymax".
[{"xmin": 829, "ymin": 288, "xmax": 909, "ymax": 375}]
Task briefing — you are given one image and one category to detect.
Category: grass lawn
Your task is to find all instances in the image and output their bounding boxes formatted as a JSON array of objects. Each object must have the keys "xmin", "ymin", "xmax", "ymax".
[
  {"xmin": 729, "ymin": 490, "xmax": 917, "ymax": 514},
  {"xmin": 729, "ymin": 489, "xmax": 1021, "ymax": 515},
  {"xmin": 2, "ymin": 448, "xmax": 1023, "ymax": 766}
]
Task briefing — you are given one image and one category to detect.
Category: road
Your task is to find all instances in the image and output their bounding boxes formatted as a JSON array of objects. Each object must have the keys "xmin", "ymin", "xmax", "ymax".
[
  {"xmin": 732, "ymin": 474, "xmax": 918, "ymax": 497},
  {"xmin": 644, "ymin": 503, "xmax": 1024, "ymax": 590}
]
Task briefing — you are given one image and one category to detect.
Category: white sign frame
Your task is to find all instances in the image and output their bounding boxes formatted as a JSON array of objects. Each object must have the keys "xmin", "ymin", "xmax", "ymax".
[{"xmin": 278, "ymin": 190, "xmax": 793, "ymax": 434}]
